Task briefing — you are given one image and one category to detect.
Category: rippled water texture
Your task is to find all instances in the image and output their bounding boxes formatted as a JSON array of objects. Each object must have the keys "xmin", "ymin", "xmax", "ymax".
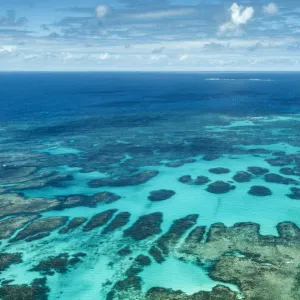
[{"xmin": 1, "ymin": 72, "xmax": 300, "ymax": 300}]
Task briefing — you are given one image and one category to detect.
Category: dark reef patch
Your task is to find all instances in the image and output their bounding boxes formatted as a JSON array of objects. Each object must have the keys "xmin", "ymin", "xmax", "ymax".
[
  {"xmin": 88, "ymin": 170, "xmax": 159, "ymax": 188},
  {"xmin": 59, "ymin": 217, "xmax": 87, "ymax": 234},
  {"xmin": 30, "ymin": 253, "xmax": 86, "ymax": 276},
  {"xmin": 165, "ymin": 158, "xmax": 196, "ymax": 168},
  {"xmin": 26, "ymin": 233, "xmax": 50, "ymax": 242},
  {"xmin": 264, "ymin": 173, "xmax": 299, "ymax": 185},
  {"xmin": 83, "ymin": 210, "xmax": 117, "ymax": 232},
  {"xmin": 124, "ymin": 212, "xmax": 163, "ymax": 241},
  {"xmin": 184, "ymin": 226, "xmax": 206, "ymax": 249},
  {"xmin": 102, "ymin": 212, "xmax": 131, "ymax": 234},
  {"xmin": 276, "ymin": 222, "xmax": 300, "ymax": 240},
  {"xmin": 179, "ymin": 175, "xmax": 210, "ymax": 185},
  {"xmin": 11, "ymin": 173, "xmax": 74, "ymax": 192},
  {"xmin": 209, "ymin": 167, "xmax": 230, "ymax": 174},
  {"xmin": 272, "ymin": 151, "xmax": 286, "ymax": 156},
  {"xmin": 113, "ymin": 275, "xmax": 142, "ymax": 293},
  {"xmin": 135, "ymin": 255, "xmax": 151, "ymax": 267},
  {"xmin": 280, "ymin": 167, "xmax": 295, "ymax": 176},
  {"xmin": 0, "ymin": 215, "xmax": 39, "ymax": 239},
  {"xmin": 149, "ymin": 246, "xmax": 165, "ymax": 264},
  {"xmin": 60, "ymin": 192, "xmax": 121, "ymax": 209},
  {"xmin": 266, "ymin": 156, "xmax": 293, "ymax": 167},
  {"xmin": 202, "ymin": 154, "xmax": 221, "ymax": 161},
  {"xmin": 248, "ymin": 186, "xmax": 272, "ymax": 197},
  {"xmin": 247, "ymin": 166, "xmax": 269, "ymax": 176},
  {"xmin": 233, "ymin": 171, "xmax": 252, "ymax": 183},
  {"xmin": 0, "ymin": 253, "xmax": 22, "ymax": 271},
  {"xmin": 117, "ymin": 247, "xmax": 132, "ymax": 257},
  {"xmin": 148, "ymin": 190, "xmax": 175, "ymax": 202},
  {"xmin": 0, "ymin": 193, "xmax": 60, "ymax": 218},
  {"xmin": 287, "ymin": 187, "xmax": 300, "ymax": 200},
  {"xmin": 0, "ymin": 166, "xmax": 37, "ymax": 185},
  {"xmin": 156, "ymin": 214, "xmax": 199, "ymax": 255},
  {"xmin": 146, "ymin": 285, "xmax": 239, "ymax": 300},
  {"xmin": 0, "ymin": 278, "xmax": 49, "ymax": 300},
  {"xmin": 11, "ymin": 217, "xmax": 68, "ymax": 242},
  {"xmin": 206, "ymin": 181, "xmax": 235, "ymax": 194}
]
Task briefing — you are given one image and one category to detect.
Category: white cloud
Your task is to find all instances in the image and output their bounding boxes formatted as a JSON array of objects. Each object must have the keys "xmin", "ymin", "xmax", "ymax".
[
  {"xmin": 129, "ymin": 8, "xmax": 195, "ymax": 20},
  {"xmin": 150, "ymin": 54, "xmax": 167, "ymax": 61},
  {"xmin": 0, "ymin": 45, "xmax": 17, "ymax": 53},
  {"xmin": 23, "ymin": 54, "xmax": 39, "ymax": 61},
  {"xmin": 96, "ymin": 5, "xmax": 111, "ymax": 19},
  {"xmin": 61, "ymin": 52, "xmax": 73, "ymax": 61},
  {"xmin": 230, "ymin": 3, "xmax": 254, "ymax": 25},
  {"xmin": 96, "ymin": 52, "xmax": 110, "ymax": 60},
  {"xmin": 220, "ymin": 3, "xmax": 254, "ymax": 35},
  {"xmin": 179, "ymin": 54, "xmax": 188, "ymax": 61},
  {"xmin": 263, "ymin": 3, "xmax": 279, "ymax": 15}
]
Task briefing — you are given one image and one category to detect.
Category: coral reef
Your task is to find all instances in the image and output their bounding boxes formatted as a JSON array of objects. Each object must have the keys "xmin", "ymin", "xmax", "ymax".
[
  {"xmin": 88, "ymin": 170, "xmax": 159, "ymax": 188},
  {"xmin": 124, "ymin": 212, "xmax": 163, "ymax": 241},
  {"xmin": 148, "ymin": 190, "xmax": 176, "ymax": 202},
  {"xmin": 83, "ymin": 210, "xmax": 117, "ymax": 232},
  {"xmin": 0, "ymin": 278, "xmax": 49, "ymax": 300},
  {"xmin": 0, "ymin": 253, "xmax": 22, "ymax": 271},
  {"xmin": 206, "ymin": 181, "xmax": 235, "ymax": 194},
  {"xmin": 0, "ymin": 194, "xmax": 59, "ymax": 218},
  {"xmin": 11, "ymin": 217, "xmax": 68, "ymax": 242},
  {"xmin": 0, "ymin": 215, "xmax": 39, "ymax": 239},
  {"xmin": 248, "ymin": 186, "xmax": 272, "ymax": 196},
  {"xmin": 30, "ymin": 253, "xmax": 86, "ymax": 276}
]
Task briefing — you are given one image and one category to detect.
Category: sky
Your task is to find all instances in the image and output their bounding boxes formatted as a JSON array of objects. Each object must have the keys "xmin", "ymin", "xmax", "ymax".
[{"xmin": 0, "ymin": 0, "xmax": 300, "ymax": 71}]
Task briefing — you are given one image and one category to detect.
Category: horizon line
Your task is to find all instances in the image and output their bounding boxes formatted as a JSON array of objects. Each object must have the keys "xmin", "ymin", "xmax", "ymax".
[{"xmin": 1, "ymin": 70, "xmax": 300, "ymax": 73}]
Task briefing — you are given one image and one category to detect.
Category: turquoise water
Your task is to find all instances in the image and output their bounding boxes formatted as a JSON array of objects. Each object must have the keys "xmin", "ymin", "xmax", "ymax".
[{"xmin": 1, "ymin": 73, "xmax": 300, "ymax": 299}]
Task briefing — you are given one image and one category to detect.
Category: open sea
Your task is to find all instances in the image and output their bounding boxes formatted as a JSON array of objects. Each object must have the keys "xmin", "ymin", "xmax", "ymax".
[{"xmin": 1, "ymin": 72, "xmax": 300, "ymax": 300}]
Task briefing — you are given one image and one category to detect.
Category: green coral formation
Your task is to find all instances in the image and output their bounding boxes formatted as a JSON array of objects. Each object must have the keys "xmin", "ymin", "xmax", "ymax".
[
  {"xmin": 30, "ymin": 253, "xmax": 86, "ymax": 276},
  {"xmin": 0, "ymin": 194, "xmax": 59, "ymax": 218},
  {"xmin": 179, "ymin": 222, "xmax": 300, "ymax": 300},
  {"xmin": 11, "ymin": 216, "xmax": 68, "ymax": 242},
  {"xmin": 0, "ymin": 215, "xmax": 39, "ymax": 239},
  {"xmin": 0, "ymin": 253, "xmax": 23, "ymax": 272},
  {"xmin": 0, "ymin": 278, "xmax": 49, "ymax": 300},
  {"xmin": 146, "ymin": 285, "xmax": 239, "ymax": 300}
]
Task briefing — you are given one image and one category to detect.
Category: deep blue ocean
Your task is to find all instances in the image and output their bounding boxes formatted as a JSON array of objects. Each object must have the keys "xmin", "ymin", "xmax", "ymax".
[{"xmin": 1, "ymin": 72, "xmax": 300, "ymax": 122}]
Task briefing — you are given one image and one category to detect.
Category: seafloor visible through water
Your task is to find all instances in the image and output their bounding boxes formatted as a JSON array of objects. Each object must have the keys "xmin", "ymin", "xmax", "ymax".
[{"xmin": 1, "ymin": 72, "xmax": 300, "ymax": 300}]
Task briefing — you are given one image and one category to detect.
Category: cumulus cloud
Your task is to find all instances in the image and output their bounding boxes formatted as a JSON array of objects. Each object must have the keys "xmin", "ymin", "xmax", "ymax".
[
  {"xmin": 129, "ymin": 8, "xmax": 196, "ymax": 20},
  {"xmin": 263, "ymin": 3, "xmax": 279, "ymax": 15},
  {"xmin": 0, "ymin": 45, "xmax": 17, "ymax": 53},
  {"xmin": 96, "ymin": 52, "xmax": 110, "ymax": 60},
  {"xmin": 150, "ymin": 54, "xmax": 167, "ymax": 61},
  {"xmin": 179, "ymin": 54, "xmax": 188, "ymax": 61},
  {"xmin": 96, "ymin": 5, "xmax": 111, "ymax": 19},
  {"xmin": 220, "ymin": 3, "xmax": 254, "ymax": 35},
  {"xmin": 23, "ymin": 54, "xmax": 39, "ymax": 61}
]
